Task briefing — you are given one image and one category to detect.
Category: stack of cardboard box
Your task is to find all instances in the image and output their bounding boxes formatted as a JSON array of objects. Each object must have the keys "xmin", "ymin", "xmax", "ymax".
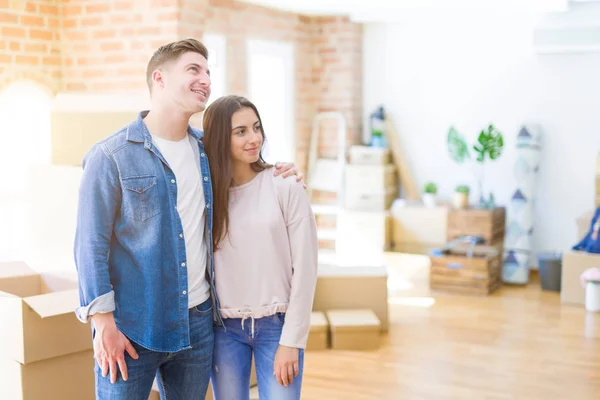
[
  {"xmin": 337, "ymin": 146, "xmax": 396, "ymax": 260},
  {"xmin": 0, "ymin": 262, "xmax": 95, "ymax": 400}
]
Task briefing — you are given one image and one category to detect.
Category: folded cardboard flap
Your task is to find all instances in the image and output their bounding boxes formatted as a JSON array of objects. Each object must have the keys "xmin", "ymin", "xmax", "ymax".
[
  {"xmin": 0, "ymin": 262, "xmax": 37, "ymax": 279},
  {"xmin": 39, "ymin": 272, "xmax": 79, "ymax": 294},
  {"xmin": 22, "ymin": 290, "xmax": 80, "ymax": 319},
  {"xmin": 327, "ymin": 309, "xmax": 381, "ymax": 333},
  {"xmin": 0, "ymin": 276, "xmax": 41, "ymax": 299},
  {"xmin": 310, "ymin": 311, "xmax": 329, "ymax": 333}
]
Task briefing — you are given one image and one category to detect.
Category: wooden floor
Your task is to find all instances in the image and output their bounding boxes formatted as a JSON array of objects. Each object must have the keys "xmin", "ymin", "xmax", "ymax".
[{"xmin": 300, "ymin": 252, "xmax": 600, "ymax": 400}]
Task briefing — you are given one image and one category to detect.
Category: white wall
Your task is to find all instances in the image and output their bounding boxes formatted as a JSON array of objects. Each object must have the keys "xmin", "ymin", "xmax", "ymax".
[{"xmin": 363, "ymin": 15, "xmax": 600, "ymax": 259}]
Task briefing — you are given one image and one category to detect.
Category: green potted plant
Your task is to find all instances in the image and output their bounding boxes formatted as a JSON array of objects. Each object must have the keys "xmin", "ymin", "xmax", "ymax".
[
  {"xmin": 422, "ymin": 181, "xmax": 438, "ymax": 208},
  {"xmin": 447, "ymin": 124, "xmax": 504, "ymax": 209},
  {"xmin": 453, "ymin": 184, "xmax": 470, "ymax": 209}
]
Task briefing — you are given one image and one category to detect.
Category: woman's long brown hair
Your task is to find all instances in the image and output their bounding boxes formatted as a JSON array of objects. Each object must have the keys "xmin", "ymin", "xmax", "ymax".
[{"xmin": 202, "ymin": 95, "xmax": 271, "ymax": 251}]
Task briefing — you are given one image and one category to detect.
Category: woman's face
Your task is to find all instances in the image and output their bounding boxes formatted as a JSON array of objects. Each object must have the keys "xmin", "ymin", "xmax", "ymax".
[{"xmin": 230, "ymin": 107, "xmax": 263, "ymax": 165}]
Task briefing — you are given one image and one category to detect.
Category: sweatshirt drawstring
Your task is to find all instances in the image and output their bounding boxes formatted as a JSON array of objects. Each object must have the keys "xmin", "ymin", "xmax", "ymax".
[{"xmin": 240, "ymin": 312, "xmax": 256, "ymax": 338}]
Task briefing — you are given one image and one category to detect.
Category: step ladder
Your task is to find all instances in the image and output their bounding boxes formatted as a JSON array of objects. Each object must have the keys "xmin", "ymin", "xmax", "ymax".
[{"xmin": 307, "ymin": 112, "xmax": 347, "ymax": 258}]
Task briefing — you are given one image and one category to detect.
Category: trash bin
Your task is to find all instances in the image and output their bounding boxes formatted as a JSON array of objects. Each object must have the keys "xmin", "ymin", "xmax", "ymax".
[{"xmin": 537, "ymin": 252, "xmax": 562, "ymax": 292}]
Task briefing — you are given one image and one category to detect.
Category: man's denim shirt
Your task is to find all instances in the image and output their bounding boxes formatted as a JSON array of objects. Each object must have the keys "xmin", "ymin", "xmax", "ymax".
[{"xmin": 74, "ymin": 111, "xmax": 224, "ymax": 353}]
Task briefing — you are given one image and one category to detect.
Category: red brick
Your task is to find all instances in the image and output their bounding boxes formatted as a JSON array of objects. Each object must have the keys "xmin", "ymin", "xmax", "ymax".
[
  {"xmin": 0, "ymin": 12, "xmax": 19, "ymax": 24},
  {"xmin": 43, "ymin": 56, "xmax": 61, "ymax": 66},
  {"xmin": 80, "ymin": 17, "xmax": 104, "ymax": 27},
  {"xmin": 39, "ymin": 4, "xmax": 59, "ymax": 15},
  {"xmin": 86, "ymin": 3, "xmax": 110, "ymax": 14},
  {"xmin": 158, "ymin": 11, "xmax": 180, "ymax": 21},
  {"xmin": 9, "ymin": 41, "xmax": 20, "ymax": 51},
  {"xmin": 20, "ymin": 15, "xmax": 45, "ymax": 27},
  {"xmin": 100, "ymin": 42, "xmax": 124, "ymax": 52},
  {"xmin": 103, "ymin": 54, "xmax": 128, "ymax": 63},
  {"xmin": 0, "ymin": 54, "xmax": 12, "ymax": 63},
  {"xmin": 114, "ymin": 1, "xmax": 134, "ymax": 10},
  {"xmin": 30, "ymin": 29, "xmax": 53, "ymax": 41},
  {"xmin": 25, "ymin": 2, "xmax": 37, "ymax": 13},
  {"xmin": 92, "ymin": 30, "xmax": 116, "ymax": 40},
  {"xmin": 66, "ymin": 82, "xmax": 87, "ymax": 91},
  {"xmin": 16, "ymin": 55, "xmax": 39, "ymax": 65},
  {"xmin": 2, "ymin": 26, "xmax": 26, "ymax": 38},
  {"xmin": 63, "ymin": 5, "xmax": 82, "ymax": 17}
]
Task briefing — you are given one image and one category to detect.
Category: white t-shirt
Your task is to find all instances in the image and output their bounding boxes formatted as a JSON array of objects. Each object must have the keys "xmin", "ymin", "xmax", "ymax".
[{"xmin": 152, "ymin": 134, "xmax": 210, "ymax": 309}]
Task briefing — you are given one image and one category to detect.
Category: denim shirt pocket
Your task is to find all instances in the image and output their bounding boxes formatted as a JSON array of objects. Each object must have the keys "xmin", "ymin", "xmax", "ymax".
[{"xmin": 121, "ymin": 175, "xmax": 161, "ymax": 221}]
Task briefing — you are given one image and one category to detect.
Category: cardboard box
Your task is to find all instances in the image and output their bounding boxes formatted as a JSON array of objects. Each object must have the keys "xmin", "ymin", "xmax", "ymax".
[
  {"xmin": 561, "ymin": 250, "xmax": 600, "ymax": 306},
  {"xmin": 336, "ymin": 210, "xmax": 392, "ymax": 253},
  {"xmin": 392, "ymin": 205, "xmax": 448, "ymax": 254},
  {"xmin": 349, "ymin": 145, "xmax": 390, "ymax": 165},
  {"xmin": 51, "ymin": 111, "xmax": 138, "ymax": 166},
  {"xmin": 326, "ymin": 309, "xmax": 381, "ymax": 351},
  {"xmin": 314, "ymin": 265, "xmax": 389, "ymax": 332},
  {"xmin": 0, "ymin": 262, "xmax": 92, "ymax": 364},
  {"xmin": 345, "ymin": 164, "xmax": 397, "ymax": 192},
  {"xmin": 345, "ymin": 186, "xmax": 396, "ymax": 211},
  {"xmin": 306, "ymin": 311, "xmax": 329, "ymax": 351},
  {"xmin": 0, "ymin": 350, "xmax": 95, "ymax": 400},
  {"xmin": 577, "ymin": 210, "xmax": 594, "ymax": 240}
]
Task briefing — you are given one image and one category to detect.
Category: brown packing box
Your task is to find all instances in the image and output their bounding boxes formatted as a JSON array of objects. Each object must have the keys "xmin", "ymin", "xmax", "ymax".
[
  {"xmin": 0, "ymin": 262, "xmax": 92, "ymax": 364},
  {"xmin": 326, "ymin": 309, "xmax": 381, "ymax": 351},
  {"xmin": 314, "ymin": 264, "xmax": 389, "ymax": 332},
  {"xmin": 392, "ymin": 205, "xmax": 448, "ymax": 254},
  {"xmin": 0, "ymin": 350, "xmax": 95, "ymax": 400},
  {"xmin": 577, "ymin": 210, "xmax": 594, "ymax": 240},
  {"xmin": 51, "ymin": 110, "xmax": 139, "ymax": 166},
  {"xmin": 561, "ymin": 251, "xmax": 600, "ymax": 306},
  {"xmin": 306, "ymin": 311, "xmax": 329, "ymax": 351}
]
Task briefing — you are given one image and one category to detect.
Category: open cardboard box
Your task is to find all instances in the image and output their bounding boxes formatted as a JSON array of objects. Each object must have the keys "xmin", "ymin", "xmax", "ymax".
[{"xmin": 0, "ymin": 262, "xmax": 92, "ymax": 364}]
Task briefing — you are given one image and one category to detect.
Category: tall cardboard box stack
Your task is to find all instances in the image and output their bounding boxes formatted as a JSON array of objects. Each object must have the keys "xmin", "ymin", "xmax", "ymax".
[
  {"xmin": 338, "ymin": 146, "xmax": 396, "ymax": 259},
  {"xmin": 0, "ymin": 262, "xmax": 95, "ymax": 400}
]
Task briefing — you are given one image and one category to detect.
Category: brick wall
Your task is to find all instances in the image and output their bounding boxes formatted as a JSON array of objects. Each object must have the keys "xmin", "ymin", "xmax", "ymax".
[
  {"xmin": 0, "ymin": 0, "xmax": 61, "ymax": 93},
  {"xmin": 0, "ymin": 0, "xmax": 362, "ymax": 173}
]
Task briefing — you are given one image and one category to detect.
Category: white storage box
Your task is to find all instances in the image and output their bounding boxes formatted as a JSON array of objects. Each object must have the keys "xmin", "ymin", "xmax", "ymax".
[
  {"xmin": 345, "ymin": 187, "xmax": 396, "ymax": 211},
  {"xmin": 349, "ymin": 145, "xmax": 390, "ymax": 165},
  {"xmin": 336, "ymin": 210, "xmax": 391, "ymax": 253},
  {"xmin": 345, "ymin": 164, "xmax": 397, "ymax": 192}
]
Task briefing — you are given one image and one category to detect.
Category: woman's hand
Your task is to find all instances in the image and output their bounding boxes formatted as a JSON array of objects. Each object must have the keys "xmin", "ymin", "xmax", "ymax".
[{"xmin": 273, "ymin": 345, "xmax": 299, "ymax": 387}]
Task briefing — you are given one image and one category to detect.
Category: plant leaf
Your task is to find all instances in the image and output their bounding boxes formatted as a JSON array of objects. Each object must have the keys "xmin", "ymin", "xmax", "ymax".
[{"xmin": 447, "ymin": 126, "xmax": 470, "ymax": 164}]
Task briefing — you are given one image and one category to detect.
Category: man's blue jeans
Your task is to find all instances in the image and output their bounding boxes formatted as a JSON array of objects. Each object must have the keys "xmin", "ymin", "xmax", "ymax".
[
  {"xmin": 211, "ymin": 313, "xmax": 304, "ymax": 400},
  {"xmin": 95, "ymin": 299, "xmax": 214, "ymax": 400}
]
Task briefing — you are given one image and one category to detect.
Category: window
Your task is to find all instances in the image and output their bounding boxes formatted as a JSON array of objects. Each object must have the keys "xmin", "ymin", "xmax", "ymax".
[
  {"xmin": 0, "ymin": 80, "xmax": 52, "ymax": 261},
  {"xmin": 247, "ymin": 39, "xmax": 295, "ymax": 163},
  {"xmin": 203, "ymin": 34, "xmax": 227, "ymax": 107}
]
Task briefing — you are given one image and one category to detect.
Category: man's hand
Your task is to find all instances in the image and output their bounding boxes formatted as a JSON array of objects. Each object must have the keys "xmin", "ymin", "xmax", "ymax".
[
  {"xmin": 273, "ymin": 345, "xmax": 299, "ymax": 387},
  {"xmin": 92, "ymin": 313, "xmax": 139, "ymax": 384},
  {"xmin": 273, "ymin": 162, "xmax": 306, "ymax": 189}
]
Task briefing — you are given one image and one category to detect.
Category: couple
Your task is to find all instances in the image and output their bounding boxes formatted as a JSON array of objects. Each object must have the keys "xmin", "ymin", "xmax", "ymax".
[{"xmin": 73, "ymin": 38, "xmax": 318, "ymax": 400}]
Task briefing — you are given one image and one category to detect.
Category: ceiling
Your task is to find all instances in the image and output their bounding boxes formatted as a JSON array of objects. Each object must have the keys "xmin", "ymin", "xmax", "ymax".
[{"xmin": 237, "ymin": 0, "xmax": 575, "ymax": 22}]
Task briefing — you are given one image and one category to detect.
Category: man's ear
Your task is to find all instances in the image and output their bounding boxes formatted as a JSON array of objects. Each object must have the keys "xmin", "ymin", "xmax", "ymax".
[{"xmin": 152, "ymin": 69, "xmax": 165, "ymax": 89}]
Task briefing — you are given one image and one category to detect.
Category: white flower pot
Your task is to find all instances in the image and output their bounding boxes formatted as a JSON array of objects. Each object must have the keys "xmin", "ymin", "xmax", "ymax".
[
  {"xmin": 422, "ymin": 193, "xmax": 437, "ymax": 208},
  {"xmin": 452, "ymin": 192, "xmax": 469, "ymax": 209},
  {"xmin": 586, "ymin": 281, "xmax": 600, "ymax": 312}
]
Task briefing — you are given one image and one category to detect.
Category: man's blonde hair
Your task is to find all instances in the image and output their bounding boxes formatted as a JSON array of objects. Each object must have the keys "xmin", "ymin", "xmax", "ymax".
[{"xmin": 146, "ymin": 38, "xmax": 209, "ymax": 93}]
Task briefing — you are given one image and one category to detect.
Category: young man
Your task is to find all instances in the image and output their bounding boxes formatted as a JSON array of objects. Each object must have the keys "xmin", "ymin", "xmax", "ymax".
[{"xmin": 74, "ymin": 38, "xmax": 302, "ymax": 400}]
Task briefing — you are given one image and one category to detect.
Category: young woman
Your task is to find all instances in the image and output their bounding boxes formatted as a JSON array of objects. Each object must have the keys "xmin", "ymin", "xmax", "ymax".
[{"xmin": 203, "ymin": 95, "xmax": 318, "ymax": 400}]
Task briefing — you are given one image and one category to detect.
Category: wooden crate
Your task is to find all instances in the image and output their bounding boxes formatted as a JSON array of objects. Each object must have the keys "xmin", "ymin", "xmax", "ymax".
[
  {"xmin": 429, "ymin": 245, "xmax": 502, "ymax": 296},
  {"xmin": 447, "ymin": 207, "xmax": 506, "ymax": 245}
]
